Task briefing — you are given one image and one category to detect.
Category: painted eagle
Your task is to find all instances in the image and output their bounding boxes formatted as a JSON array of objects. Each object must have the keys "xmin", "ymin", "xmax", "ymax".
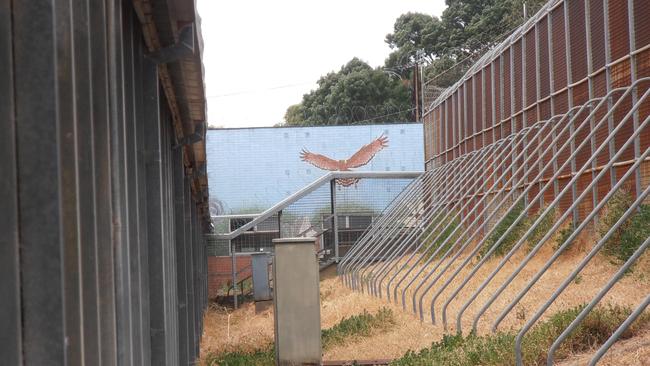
[{"xmin": 300, "ymin": 135, "xmax": 389, "ymax": 187}]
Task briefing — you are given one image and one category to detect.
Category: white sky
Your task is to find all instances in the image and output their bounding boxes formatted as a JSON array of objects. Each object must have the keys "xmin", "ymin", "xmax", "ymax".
[{"xmin": 196, "ymin": 0, "xmax": 446, "ymax": 128}]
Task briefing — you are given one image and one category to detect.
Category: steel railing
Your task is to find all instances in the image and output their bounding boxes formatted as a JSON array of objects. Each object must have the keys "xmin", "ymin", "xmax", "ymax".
[{"xmin": 340, "ymin": 78, "xmax": 650, "ymax": 365}]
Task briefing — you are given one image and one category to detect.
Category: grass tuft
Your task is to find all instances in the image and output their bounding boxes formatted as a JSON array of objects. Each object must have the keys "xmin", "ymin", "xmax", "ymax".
[
  {"xmin": 204, "ymin": 308, "xmax": 395, "ymax": 365},
  {"xmin": 322, "ymin": 307, "xmax": 395, "ymax": 349},
  {"xmin": 203, "ymin": 347, "xmax": 274, "ymax": 366},
  {"xmin": 391, "ymin": 304, "xmax": 650, "ymax": 366},
  {"xmin": 617, "ymin": 204, "xmax": 650, "ymax": 265}
]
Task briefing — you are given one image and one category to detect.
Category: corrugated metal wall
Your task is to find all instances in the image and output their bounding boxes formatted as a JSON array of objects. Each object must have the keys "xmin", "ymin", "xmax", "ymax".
[
  {"xmin": 424, "ymin": 0, "xmax": 650, "ymax": 216},
  {"xmin": 1, "ymin": 0, "xmax": 208, "ymax": 365}
]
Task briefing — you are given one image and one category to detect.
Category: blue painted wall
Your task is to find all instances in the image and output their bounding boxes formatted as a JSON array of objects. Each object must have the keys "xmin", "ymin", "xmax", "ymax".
[{"xmin": 206, "ymin": 123, "xmax": 423, "ymax": 214}]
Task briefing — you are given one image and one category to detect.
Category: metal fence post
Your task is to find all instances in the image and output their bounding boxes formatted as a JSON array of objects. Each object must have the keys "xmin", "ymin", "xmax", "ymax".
[
  {"xmin": 231, "ymin": 241, "xmax": 238, "ymax": 309},
  {"xmin": 0, "ymin": 1, "xmax": 20, "ymax": 362},
  {"xmin": 331, "ymin": 179, "xmax": 340, "ymax": 262}
]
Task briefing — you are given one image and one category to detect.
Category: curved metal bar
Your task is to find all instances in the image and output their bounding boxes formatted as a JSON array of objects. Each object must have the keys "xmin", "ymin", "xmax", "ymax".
[
  {"xmin": 339, "ymin": 169, "xmax": 439, "ymax": 272},
  {"xmin": 587, "ymin": 294, "xmax": 650, "ymax": 366},
  {"xmin": 443, "ymin": 83, "xmax": 648, "ymax": 331},
  {"xmin": 373, "ymin": 140, "xmax": 508, "ymax": 300},
  {"xmin": 485, "ymin": 90, "xmax": 650, "ymax": 333},
  {"xmin": 341, "ymin": 172, "xmax": 436, "ymax": 289},
  {"xmin": 408, "ymin": 132, "xmax": 537, "ymax": 316},
  {"xmin": 367, "ymin": 142, "xmax": 499, "ymax": 298},
  {"xmin": 364, "ymin": 151, "xmax": 485, "ymax": 297},
  {"xmin": 398, "ymin": 124, "xmax": 540, "ymax": 315},
  {"xmin": 355, "ymin": 171, "xmax": 447, "ymax": 295},
  {"xmin": 413, "ymin": 109, "xmax": 577, "ymax": 322},
  {"xmin": 390, "ymin": 126, "xmax": 534, "ymax": 312},
  {"xmin": 421, "ymin": 95, "xmax": 607, "ymax": 324},
  {"xmin": 492, "ymin": 145, "xmax": 650, "ymax": 335},
  {"xmin": 346, "ymin": 166, "xmax": 455, "ymax": 292},
  {"xmin": 511, "ymin": 119, "xmax": 650, "ymax": 364},
  {"xmin": 387, "ymin": 128, "xmax": 529, "ymax": 307},
  {"xmin": 340, "ymin": 171, "xmax": 435, "ymax": 286},
  {"xmin": 544, "ymin": 188, "xmax": 650, "ymax": 365}
]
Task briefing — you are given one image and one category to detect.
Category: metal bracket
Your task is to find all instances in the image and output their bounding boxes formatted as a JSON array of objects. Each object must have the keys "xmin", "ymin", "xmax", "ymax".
[
  {"xmin": 145, "ymin": 25, "xmax": 194, "ymax": 64},
  {"xmin": 173, "ymin": 121, "xmax": 205, "ymax": 149}
]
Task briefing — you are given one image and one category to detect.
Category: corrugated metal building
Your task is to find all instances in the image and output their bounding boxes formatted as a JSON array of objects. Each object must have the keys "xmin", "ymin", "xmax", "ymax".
[
  {"xmin": 1, "ymin": 0, "xmax": 210, "ymax": 365},
  {"xmin": 423, "ymin": 0, "xmax": 650, "ymax": 217}
]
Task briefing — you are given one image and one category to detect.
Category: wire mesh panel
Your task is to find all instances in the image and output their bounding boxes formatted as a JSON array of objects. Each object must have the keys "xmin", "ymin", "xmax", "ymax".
[{"xmin": 343, "ymin": 1, "xmax": 650, "ymax": 364}]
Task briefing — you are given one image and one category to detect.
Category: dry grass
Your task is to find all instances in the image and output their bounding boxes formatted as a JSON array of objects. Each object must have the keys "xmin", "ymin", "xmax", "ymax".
[
  {"xmin": 199, "ymin": 237, "xmax": 649, "ymax": 364},
  {"xmin": 556, "ymin": 328, "xmax": 650, "ymax": 366}
]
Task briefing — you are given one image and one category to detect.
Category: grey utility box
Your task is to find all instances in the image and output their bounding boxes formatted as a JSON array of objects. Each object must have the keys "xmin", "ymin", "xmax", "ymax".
[
  {"xmin": 251, "ymin": 252, "xmax": 272, "ymax": 301},
  {"xmin": 272, "ymin": 238, "xmax": 321, "ymax": 366}
]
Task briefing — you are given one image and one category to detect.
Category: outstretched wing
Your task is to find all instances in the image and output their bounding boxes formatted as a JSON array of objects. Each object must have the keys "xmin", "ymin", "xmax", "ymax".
[
  {"xmin": 300, "ymin": 149, "xmax": 340, "ymax": 171},
  {"xmin": 345, "ymin": 135, "xmax": 389, "ymax": 168}
]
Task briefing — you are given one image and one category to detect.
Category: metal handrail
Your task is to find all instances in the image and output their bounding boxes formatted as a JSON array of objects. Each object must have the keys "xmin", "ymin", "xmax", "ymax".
[{"xmin": 210, "ymin": 171, "xmax": 422, "ymax": 240}]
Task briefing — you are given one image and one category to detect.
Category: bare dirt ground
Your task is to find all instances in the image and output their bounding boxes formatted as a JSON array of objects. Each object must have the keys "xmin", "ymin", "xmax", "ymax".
[{"xmin": 200, "ymin": 244, "xmax": 650, "ymax": 364}]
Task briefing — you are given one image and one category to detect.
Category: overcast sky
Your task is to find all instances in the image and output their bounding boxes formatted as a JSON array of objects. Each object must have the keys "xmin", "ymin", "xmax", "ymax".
[{"xmin": 196, "ymin": 0, "xmax": 446, "ymax": 128}]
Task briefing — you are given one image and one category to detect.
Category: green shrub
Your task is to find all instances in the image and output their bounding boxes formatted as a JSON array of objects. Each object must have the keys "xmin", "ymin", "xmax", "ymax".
[
  {"xmin": 479, "ymin": 201, "xmax": 530, "ymax": 258},
  {"xmin": 554, "ymin": 221, "xmax": 577, "ymax": 251},
  {"xmin": 617, "ymin": 204, "xmax": 650, "ymax": 264},
  {"xmin": 419, "ymin": 213, "xmax": 462, "ymax": 260},
  {"xmin": 391, "ymin": 304, "xmax": 650, "ymax": 366},
  {"xmin": 599, "ymin": 189, "xmax": 634, "ymax": 258},
  {"xmin": 527, "ymin": 207, "xmax": 557, "ymax": 250},
  {"xmin": 599, "ymin": 189, "xmax": 650, "ymax": 264}
]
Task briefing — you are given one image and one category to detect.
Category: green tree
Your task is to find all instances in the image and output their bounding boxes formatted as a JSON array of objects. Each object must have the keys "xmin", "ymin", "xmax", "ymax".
[
  {"xmin": 283, "ymin": 104, "xmax": 304, "ymax": 125},
  {"xmin": 385, "ymin": 0, "xmax": 548, "ymax": 88},
  {"xmin": 284, "ymin": 58, "xmax": 412, "ymax": 126},
  {"xmin": 283, "ymin": 0, "xmax": 549, "ymax": 126},
  {"xmin": 385, "ymin": 13, "xmax": 444, "ymax": 72}
]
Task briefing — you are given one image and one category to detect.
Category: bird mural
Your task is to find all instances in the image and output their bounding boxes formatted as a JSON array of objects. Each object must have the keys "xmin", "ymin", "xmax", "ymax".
[{"xmin": 300, "ymin": 135, "xmax": 389, "ymax": 187}]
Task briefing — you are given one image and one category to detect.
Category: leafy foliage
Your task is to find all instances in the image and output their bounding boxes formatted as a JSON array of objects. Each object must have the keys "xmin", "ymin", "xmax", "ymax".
[
  {"xmin": 385, "ymin": 0, "xmax": 549, "ymax": 87},
  {"xmin": 204, "ymin": 348, "xmax": 274, "ymax": 366},
  {"xmin": 419, "ymin": 212, "xmax": 462, "ymax": 259},
  {"xmin": 599, "ymin": 189, "xmax": 650, "ymax": 265},
  {"xmin": 526, "ymin": 207, "xmax": 557, "ymax": 250},
  {"xmin": 285, "ymin": 1, "xmax": 550, "ymax": 125},
  {"xmin": 479, "ymin": 201, "xmax": 530, "ymax": 258},
  {"xmin": 554, "ymin": 221, "xmax": 577, "ymax": 251},
  {"xmin": 618, "ymin": 204, "xmax": 650, "ymax": 264},
  {"xmin": 283, "ymin": 58, "xmax": 412, "ymax": 126}
]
